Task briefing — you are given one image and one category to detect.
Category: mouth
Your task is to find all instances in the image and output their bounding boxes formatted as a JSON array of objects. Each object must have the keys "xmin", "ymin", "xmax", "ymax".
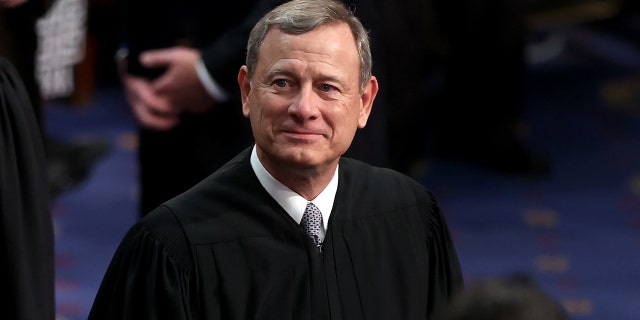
[
  {"xmin": 284, "ymin": 131, "xmax": 320, "ymax": 139},
  {"xmin": 280, "ymin": 129, "xmax": 324, "ymax": 142}
]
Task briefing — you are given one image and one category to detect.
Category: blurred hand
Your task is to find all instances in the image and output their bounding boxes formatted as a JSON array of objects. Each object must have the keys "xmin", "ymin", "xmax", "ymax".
[
  {"xmin": 140, "ymin": 47, "xmax": 216, "ymax": 114},
  {"xmin": 0, "ymin": 0, "xmax": 28, "ymax": 8},
  {"xmin": 121, "ymin": 73, "xmax": 181, "ymax": 130}
]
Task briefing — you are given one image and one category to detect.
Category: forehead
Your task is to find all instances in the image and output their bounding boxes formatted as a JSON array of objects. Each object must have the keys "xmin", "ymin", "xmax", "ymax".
[{"xmin": 257, "ymin": 22, "xmax": 360, "ymax": 73}]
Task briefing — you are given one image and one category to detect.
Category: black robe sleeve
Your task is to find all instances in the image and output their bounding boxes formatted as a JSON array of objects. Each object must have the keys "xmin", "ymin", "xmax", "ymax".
[
  {"xmin": 422, "ymin": 191, "xmax": 464, "ymax": 312},
  {"xmin": 88, "ymin": 206, "xmax": 198, "ymax": 320},
  {"xmin": 199, "ymin": 0, "xmax": 288, "ymax": 97},
  {"xmin": 0, "ymin": 57, "xmax": 55, "ymax": 320}
]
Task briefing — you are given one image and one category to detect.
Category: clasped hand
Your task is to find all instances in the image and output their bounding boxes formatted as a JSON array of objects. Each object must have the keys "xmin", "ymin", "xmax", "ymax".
[{"xmin": 122, "ymin": 47, "xmax": 216, "ymax": 130}]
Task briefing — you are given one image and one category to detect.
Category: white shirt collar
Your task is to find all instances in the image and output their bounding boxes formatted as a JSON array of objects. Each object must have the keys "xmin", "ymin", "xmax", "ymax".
[{"xmin": 250, "ymin": 145, "xmax": 337, "ymax": 232}]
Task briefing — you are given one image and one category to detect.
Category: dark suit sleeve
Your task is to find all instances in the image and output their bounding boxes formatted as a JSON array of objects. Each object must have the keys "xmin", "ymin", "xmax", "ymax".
[
  {"xmin": 13, "ymin": 0, "xmax": 53, "ymax": 18},
  {"xmin": 199, "ymin": 0, "xmax": 288, "ymax": 95}
]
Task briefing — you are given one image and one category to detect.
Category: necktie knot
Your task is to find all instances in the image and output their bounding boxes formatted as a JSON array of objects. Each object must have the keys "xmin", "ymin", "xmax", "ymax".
[{"xmin": 301, "ymin": 202, "xmax": 322, "ymax": 246}]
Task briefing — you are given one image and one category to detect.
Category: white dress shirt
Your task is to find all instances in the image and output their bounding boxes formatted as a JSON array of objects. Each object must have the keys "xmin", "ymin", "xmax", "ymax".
[
  {"xmin": 195, "ymin": 59, "xmax": 229, "ymax": 102},
  {"xmin": 250, "ymin": 145, "xmax": 337, "ymax": 243}
]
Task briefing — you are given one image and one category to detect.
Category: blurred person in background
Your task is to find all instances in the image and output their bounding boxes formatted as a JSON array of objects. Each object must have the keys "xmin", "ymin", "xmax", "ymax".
[
  {"xmin": 373, "ymin": 0, "xmax": 550, "ymax": 177},
  {"xmin": 1, "ymin": 0, "xmax": 110, "ymax": 198},
  {"xmin": 117, "ymin": 0, "xmax": 287, "ymax": 216},
  {"xmin": 433, "ymin": 273, "xmax": 569, "ymax": 320},
  {"xmin": 432, "ymin": 0, "xmax": 550, "ymax": 176}
]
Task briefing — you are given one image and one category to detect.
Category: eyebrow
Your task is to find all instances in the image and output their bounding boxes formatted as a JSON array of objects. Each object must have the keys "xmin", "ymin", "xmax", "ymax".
[
  {"xmin": 265, "ymin": 66, "xmax": 349, "ymax": 90},
  {"xmin": 265, "ymin": 68, "xmax": 292, "ymax": 80}
]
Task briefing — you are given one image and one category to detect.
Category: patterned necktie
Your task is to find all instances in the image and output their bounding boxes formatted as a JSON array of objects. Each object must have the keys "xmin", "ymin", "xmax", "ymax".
[{"xmin": 301, "ymin": 202, "xmax": 322, "ymax": 247}]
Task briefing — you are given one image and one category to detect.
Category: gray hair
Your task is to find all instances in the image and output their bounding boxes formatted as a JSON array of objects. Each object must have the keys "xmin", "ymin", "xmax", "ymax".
[{"xmin": 245, "ymin": 0, "xmax": 372, "ymax": 93}]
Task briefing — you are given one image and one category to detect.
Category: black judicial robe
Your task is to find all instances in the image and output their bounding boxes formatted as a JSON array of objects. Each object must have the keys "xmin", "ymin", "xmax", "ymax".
[
  {"xmin": 89, "ymin": 147, "xmax": 463, "ymax": 319},
  {"xmin": 0, "ymin": 57, "xmax": 55, "ymax": 320}
]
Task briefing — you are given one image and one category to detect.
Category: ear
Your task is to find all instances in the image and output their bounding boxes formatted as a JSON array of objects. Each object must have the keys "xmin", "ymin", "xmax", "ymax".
[
  {"xmin": 238, "ymin": 66, "xmax": 251, "ymax": 118},
  {"xmin": 357, "ymin": 75, "xmax": 378, "ymax": 128}
]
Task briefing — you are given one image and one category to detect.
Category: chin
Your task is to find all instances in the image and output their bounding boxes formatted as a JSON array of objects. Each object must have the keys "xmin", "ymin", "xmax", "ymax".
[
  {"xmin": 279, "ymin": 147, "xmax": 323, "ymax": 167},
  {"xmin": 263, "ymin": 140, "xmax": 335, "ymax": 165}
]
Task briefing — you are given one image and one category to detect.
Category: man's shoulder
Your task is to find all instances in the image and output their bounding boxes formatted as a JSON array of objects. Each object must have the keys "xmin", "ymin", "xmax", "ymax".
[
  {"xmin": 339, "ymin": 157, "xmax": 436, "ymax": 207},
  {"xmin": 340, "ymin": 157, "xmax": 426, "ymax": 190},
  {"xmin": 124, "ymin": 206, "xmax": 193, "ymax": 266}
]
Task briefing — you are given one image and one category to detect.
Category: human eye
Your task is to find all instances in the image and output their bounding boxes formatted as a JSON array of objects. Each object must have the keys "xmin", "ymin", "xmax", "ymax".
[
  {"xmin": 273, "ymin": 79, "xmax": 288, "ymax": 88},
  {"xmin": 319, "ymin": 83, "xmax": 337, "ymax": 93}
]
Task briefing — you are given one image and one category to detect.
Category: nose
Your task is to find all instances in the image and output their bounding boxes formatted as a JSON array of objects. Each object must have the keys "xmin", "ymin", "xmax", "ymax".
[{"xmin": 288, "ymin": 85, "xmax": 319, "ymax": 120}]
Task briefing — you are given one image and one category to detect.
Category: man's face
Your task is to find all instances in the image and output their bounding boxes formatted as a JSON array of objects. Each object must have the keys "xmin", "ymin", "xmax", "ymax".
[{"xmin": 239, "ymin": 22, "xmax": 377, "ymax": 172}]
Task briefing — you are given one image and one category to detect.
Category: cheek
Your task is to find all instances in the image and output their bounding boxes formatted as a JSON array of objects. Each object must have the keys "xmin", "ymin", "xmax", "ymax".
[
  {"xmin": 251, "ymin": 105, "xmax": 282, "ymax": 133},
  {"xmin": 247, "ymin": 93, "xmax": 271, "ymax": 121},
  {"xmin": 328, "ymin": 112, "xmax": 359, "ymax": 137},
  {"xmin": 251, "ymin": 108, "xmax": 268, "ymax": 129}
]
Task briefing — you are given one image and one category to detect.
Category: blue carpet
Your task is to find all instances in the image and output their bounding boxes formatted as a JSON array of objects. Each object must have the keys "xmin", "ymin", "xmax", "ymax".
[
  {"xmin": 48, "ymin": 21, "xmax": 640, "ymax": 320},
  {"xmin": 47, "ymin": 87, "xmax": 138, "ymax": 319}
]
